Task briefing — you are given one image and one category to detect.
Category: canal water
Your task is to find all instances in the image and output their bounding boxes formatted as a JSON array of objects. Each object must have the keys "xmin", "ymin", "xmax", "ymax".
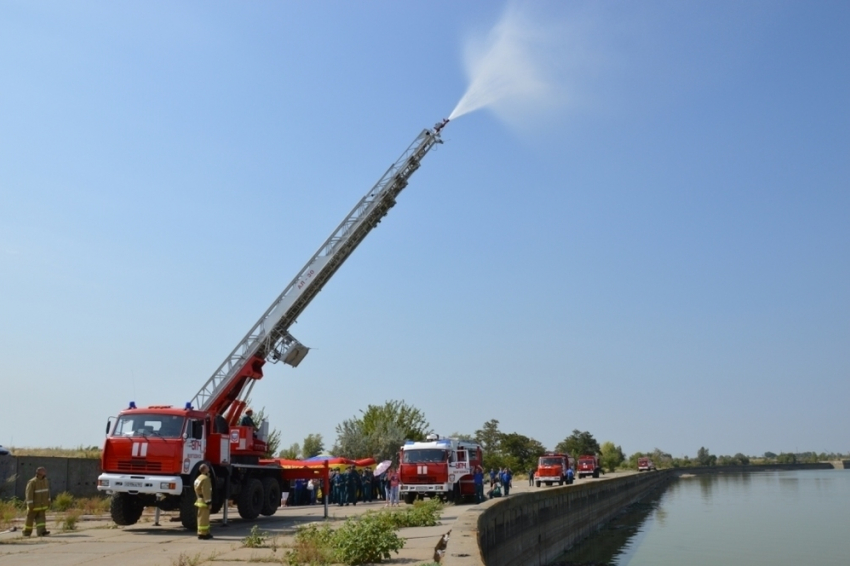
[{"xmin": 553, "ymin": 469, "xmax": 850, "ymax": 566}]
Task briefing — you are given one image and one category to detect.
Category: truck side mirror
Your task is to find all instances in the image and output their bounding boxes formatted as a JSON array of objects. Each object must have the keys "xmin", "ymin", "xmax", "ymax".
[{"xmin": 105, "ymin": 417, "xmax": 115, "ymax": 436}]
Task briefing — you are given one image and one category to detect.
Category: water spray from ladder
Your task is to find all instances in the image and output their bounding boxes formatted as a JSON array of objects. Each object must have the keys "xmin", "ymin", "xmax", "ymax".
[{"xmin": 447, "ymin": 3, "xmax": 571, "ymax": 125}]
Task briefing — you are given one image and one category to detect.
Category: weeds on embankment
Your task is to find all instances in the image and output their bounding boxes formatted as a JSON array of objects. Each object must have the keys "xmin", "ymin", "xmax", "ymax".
[
  {"xmin": 285, "ymin": 498, "xmax": 443, "ymax": 565},
  {"xmin": 0, "ymin": 493, "xmax": 110, "ymax": 529},
  {"xmin": 6, "ymin": 446, "xmax": 101, "ymax": 459}
]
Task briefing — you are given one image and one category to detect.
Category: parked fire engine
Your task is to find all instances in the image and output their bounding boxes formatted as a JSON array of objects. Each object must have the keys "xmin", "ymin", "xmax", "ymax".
[
  {"xmin": 577, "ymin": 454, "xmax": 602, "ymax": 478},
  {"xmin": 637, "ymin": 457, "xmax": 656, "ymax": 472},
  {"xmin": 398, "ymin": 434, "xmax": 482, "ymax": 503},
  {"xmin": 97, "ymin": 120, "xmax": 450, "ymax": 529},
  {"xmin": 535, "ymin": 452, "xmax": 575, "ymax": 487}
]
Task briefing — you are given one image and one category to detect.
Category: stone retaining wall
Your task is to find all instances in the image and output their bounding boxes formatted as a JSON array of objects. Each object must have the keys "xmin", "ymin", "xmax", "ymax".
[
  {"xmin": 444, "ymin": 471, "xmax": 670, "ymax": 566},
  {"xmin": 0, "ymin": 456, "xmax": 102, "ymax": 500}
]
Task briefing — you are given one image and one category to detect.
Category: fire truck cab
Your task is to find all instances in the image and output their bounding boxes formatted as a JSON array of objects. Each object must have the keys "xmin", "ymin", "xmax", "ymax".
[{"xmin": 398, "ymin": 434, "xmax": 482, "ymax": 504}]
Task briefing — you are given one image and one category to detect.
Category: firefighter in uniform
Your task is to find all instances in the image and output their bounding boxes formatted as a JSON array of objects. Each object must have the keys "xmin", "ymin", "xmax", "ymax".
[
  {"xmin": 334, "ymin": 470, "xmax": 345, "ymax": 506},
  {"xmin": 194, "ymin": 464, "xmax": 213, "ymax": 540},
  {"xmin": 346, "ymin": 466, "xmax": 360, "ymax": 506},
  {"xmin": 23, "ymin": 466, "xmax": 50, "ymax": 537}
]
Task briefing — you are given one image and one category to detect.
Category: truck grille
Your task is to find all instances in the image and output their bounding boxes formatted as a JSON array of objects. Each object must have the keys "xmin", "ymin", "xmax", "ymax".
[
  {"xmin": 406, "ymin": 476, "xmax": 438, "ymax": 484},
  {"xmin": 117, "ymin": 460, "xmax": 163, "ymax": 472}
]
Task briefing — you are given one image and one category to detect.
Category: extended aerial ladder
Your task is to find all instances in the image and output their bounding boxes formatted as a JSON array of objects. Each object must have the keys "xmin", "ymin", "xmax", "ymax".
[{"xmin": 191, "ymin": 119, "xmax": 450, "ymax": 423}]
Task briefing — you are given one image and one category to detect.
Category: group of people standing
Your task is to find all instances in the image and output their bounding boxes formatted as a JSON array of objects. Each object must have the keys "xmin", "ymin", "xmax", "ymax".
[
  {"xmin": 472, "ymin": 465, "xmax": 514, "ymax": 503},
  {"xmin": 328, "ymin": 466, "xmax": 400, "ymax": 507}
]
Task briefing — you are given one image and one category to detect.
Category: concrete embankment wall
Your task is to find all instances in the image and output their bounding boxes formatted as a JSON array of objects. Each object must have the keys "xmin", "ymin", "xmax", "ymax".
[
  {"xmin": 0, "ymin": 456, "xmax": 102, "ymax": 500},
  {"xmin": 445, "ymin": 471, "xmax": 670, "ymax": 566}
]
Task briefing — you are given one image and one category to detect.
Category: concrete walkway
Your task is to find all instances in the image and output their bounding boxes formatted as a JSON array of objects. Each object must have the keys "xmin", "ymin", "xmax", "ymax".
[{"xmin": 0, "ymin": 475, "xmax": 622, "ymax": 565}]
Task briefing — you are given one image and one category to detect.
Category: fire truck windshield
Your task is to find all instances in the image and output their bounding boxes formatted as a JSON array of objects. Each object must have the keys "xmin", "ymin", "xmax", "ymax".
[
  {"xmin": 112, "ymin": 414, "xmax": 185, "ymax": 438},
  {"xmin": 402, "ymin": 449, "xmax": 447, "ymax": 464},
  {"xmin": 540, "ymin": 457, "xmax": 563, "ymax": 466}
]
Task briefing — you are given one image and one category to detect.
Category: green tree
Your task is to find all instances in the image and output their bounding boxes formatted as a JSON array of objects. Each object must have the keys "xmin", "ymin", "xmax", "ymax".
[
  {"xmin": 360, "ymin": 400, "xmax": 430, "ymax": 441},
  {"xmin": 600, "ymin": 441, "xmax": 625, "ymax": 472},
  {"xmin": 279, "ymin": 442, "xmax": 300, "ymax": 460},
  {"xmin": 763, "ymin": 451, "xmax": 777, "ymax": 459},
  {"xmin": 474, "ymin": 420, "xmax": 504, "ymax": 470},
  {"xmin": 627, "ymin": 451, "xmax": 647, "ymax": 469},
  {"xmin": 696, "ymin": 447, "xmax": 716, "ymax": 466},
  {"xmin": 302, "ymin": 433, "xmax": 324, "ymax": 458},
  {"xmin": 733, "ymin": 453, "xmax": 750, "ymax": 466},
  {"xmin": 650, "ymin": 448, "xmax": 673, "ymax": 469},
  {"xmin": 555, "ymin": 430, "xmax": 601, "ymax": 459},
  {"xmin": 776, "ymin": 452, "xmax": 797, "ymax": 464},
  {"xmin": 333, "ymin": 400, "xmax": 430, "ymax": 462},
  {"xmin": 500, "ymin": 433, "xmax": 546, "ymax": 473},
  {"xmin": 474, "ymin": 420, "xmax": 502, "ymax": 455}
]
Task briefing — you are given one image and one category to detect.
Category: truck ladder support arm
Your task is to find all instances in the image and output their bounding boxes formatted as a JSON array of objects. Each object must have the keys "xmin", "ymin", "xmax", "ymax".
[{"xmin": 192, "ymin": 125, "xmax": 446, "ymax": 414}]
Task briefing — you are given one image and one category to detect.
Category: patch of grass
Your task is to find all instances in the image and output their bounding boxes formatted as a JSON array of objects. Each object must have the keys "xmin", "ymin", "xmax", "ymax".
[
  {"xmin": 372, "ymin": 498, "xmax": 444, "ymax": 529},
  {"xmin": 0, "ymin": 500, "xmax": 21, "ymax": 529},
  {"xmin": 286, "ymin": 522, "xmax": 337, "ymax": 565},
  {"xmin": 58, "ymin": 509, "xmax": 83, "ymax": 532},
  {"xmin": 334, "ymin": 514, "xmax": 405, "ymax": 565},
  {"xmin": 243, "ymin": 524, "xmax": 270, "ymax": 548},
  {"xmin": 8, "ymin": 445, "xmax": 101, "ymax": 459},
  {"xmin": 77, "ymin": 496, "xmax": 111, "ymax": 515},
  {"xmin": 285, "ymin": 502, "xmax": 438, "ymax": 565},
  {"xmin": 248, "ymin": 553, "xmax": 283, "ymax": 563},
  {"xmin": 53, "ymin": 491, "xmax": 75, "ymax": 512},
  {"xmin": 171, "ymin": 552, "xmax": 204, "ymax": 566}
]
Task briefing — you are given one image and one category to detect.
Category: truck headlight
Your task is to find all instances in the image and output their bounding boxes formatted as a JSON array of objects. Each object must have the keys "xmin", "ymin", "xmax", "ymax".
[
  {"xmin": 98, "ymin": 479, "xmax": 109, "ymax": 487},
  {"xmin": 160, "ymin": 482, "xmax": 176, "ymax": 490}
]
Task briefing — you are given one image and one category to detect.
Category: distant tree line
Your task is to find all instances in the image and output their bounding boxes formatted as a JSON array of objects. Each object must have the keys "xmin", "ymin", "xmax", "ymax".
[{"xmin": 262, "ymin": 400, "xmax": 847, "ymax": 472}]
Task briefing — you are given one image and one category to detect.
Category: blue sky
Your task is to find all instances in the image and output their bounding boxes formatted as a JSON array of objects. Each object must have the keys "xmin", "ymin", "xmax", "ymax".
[{"xmin": 1, "ymin": 1, "xmax": 847, "ymax": 458}]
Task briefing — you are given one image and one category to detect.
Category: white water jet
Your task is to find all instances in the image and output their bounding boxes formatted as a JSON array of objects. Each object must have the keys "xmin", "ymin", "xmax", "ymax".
[{"xmin": 448, "ymin": 3, "xmax": 593, "ymax": 128}]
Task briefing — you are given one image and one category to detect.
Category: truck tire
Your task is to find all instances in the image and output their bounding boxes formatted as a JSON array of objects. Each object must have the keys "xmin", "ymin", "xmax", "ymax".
[
  {"xmin": 535, "ymin": 481, "xmax": 540, "ymax": 487},
  {"xmin": 180, "ymin": 488, "xmax": 198, "ymax": 530},
  {"xmin": 238, "ymin": 478, "xmax": 264, "ymax": 520},
  {"xmin": 559, "ymin": 480, "xmax": 564, "ymax": 486},
  {"xmin": 110, "ymin": 492, "xmax": 144, "ymax": 526},
  {"xmin": 403, "ymin": 493, "xmax": 416, "ymax": 505},
  {"xmin": 260, "ymin": 477, "xmax": 281, "ymax": 516},
  {"xmin": 593, "ymin": 470, "xmax": 600, "ymax": 478},
  {"xmin": 210, "ymin": 488, "xmax": 224, "ymax": 515}
]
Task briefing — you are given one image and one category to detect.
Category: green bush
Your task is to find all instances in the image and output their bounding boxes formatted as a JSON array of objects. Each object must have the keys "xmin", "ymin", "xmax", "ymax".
[
  {"xmin": 286, "ymin": 522, "xmax": 337, "ymax": 565},
  {"xmin": 375, "ymin": 498, "xmax": 443, "ymax": 529},
  {"xmin": 286, "ymin": 501, "xmax": 439, "ymax": 566},
  {"xmin": 53, "ymin": 492, "xmax": 75, "ymax": 512},
  {"xmin": 334, "ymin": 514, "xmax": 405, "ymax": 565},
  {"xmin": 242, "ymin": 524, "xmax": 269, "ymax": 548},
  {"xmin": 58, "ymin": 509, "xmax": 82, "ymax": 531}
]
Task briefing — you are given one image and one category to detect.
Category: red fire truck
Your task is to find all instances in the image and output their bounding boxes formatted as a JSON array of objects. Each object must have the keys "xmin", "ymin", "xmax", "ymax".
[
  {"xmin": 637, "ymin": 457, "xmax": 656, "ymax": 472},
  {"xmin": 398, "ymin": 434, "xmax": 482, "ymax": 503},
  {"xmin": 535, "ymin": 452, "xmax": 575, "ymax": 487},
  {"xmin": 577, "ymin": 454, "xmax": 602, "ymax": 478},
  {"xmin": 96, "ymin": 121, "xmax": 450, "ymax": 529}
]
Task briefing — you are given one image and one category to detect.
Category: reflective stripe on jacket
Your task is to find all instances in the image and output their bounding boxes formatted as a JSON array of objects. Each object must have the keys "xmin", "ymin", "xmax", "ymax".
[
  {"xmin": 194, "ymin": 473, "xmax": 212, "ymax": 504},
  {"xmin": 25, "ymin": 477, "xmax": 50, "ymax": 510}
]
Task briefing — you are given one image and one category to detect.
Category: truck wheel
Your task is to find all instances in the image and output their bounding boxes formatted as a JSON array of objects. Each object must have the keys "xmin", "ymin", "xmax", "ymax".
[
  {"xmin": 238, "ymin": 478, "xmax": 264, "ymax": 520},
  {"xmin": 210, "ymin": 488, "xmax": 224, "ymax": 515},
  {"xmin": 260, "ymin": 477, "xmax": 281, "ymax": 516},
  {"xmin": 110, "ymin": 493, "xmax": 144, "ymax": 526},
  {"xmin": 593, "ymin": 470, "xmax": 600, "ymax": 478},
  {"xmin": 559, "ymin": 481, "xmax": 564, "ymax": 486},
  {"xmin": 535, "ymin": 481, "xmax": 540, "ymax": 487},
  {"xmin": 403, "ymin": 493, "xmax": 416, "ymax": 505},
  {"xmin": 179, "ymin": 488, "xmax": 198, "ymax": 530}
]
